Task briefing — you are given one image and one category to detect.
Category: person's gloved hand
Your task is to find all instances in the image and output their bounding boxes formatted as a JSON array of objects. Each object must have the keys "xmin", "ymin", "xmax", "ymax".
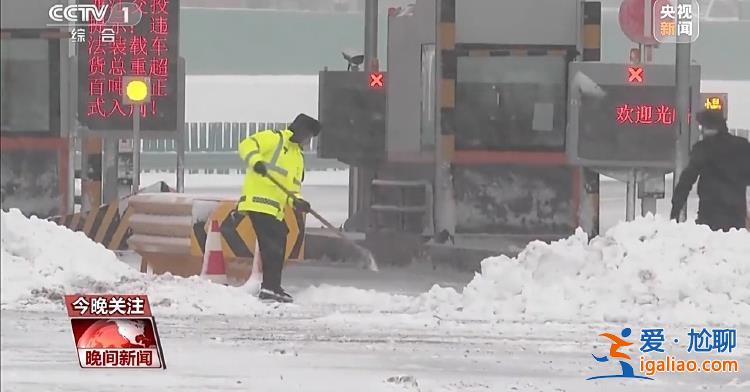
[
  {"xmin": 253, "ymin": 161, "xmax": 267, "ymax": 176},
  {"xmin": 293, "ymin": 198, "xmax": 311, "ymax": 213}
]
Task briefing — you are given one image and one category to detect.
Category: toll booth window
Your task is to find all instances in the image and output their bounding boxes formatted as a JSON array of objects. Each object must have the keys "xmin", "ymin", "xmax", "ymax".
[
  {"xmin": 455, "ymin": 55, "xmax": 567, "ymax": 150},
  {"xmin": 0, "ymin": 38, "xmax": 57, "ymax": 133}
]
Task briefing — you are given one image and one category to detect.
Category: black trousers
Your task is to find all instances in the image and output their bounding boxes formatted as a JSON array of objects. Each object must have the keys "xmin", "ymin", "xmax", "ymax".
[{"xmin": 247, "ymin": 211, "xmax": 288, "ymax": 292}]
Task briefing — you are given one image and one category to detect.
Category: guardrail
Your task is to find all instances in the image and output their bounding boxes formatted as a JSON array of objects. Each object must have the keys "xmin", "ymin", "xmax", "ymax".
[
  {"xmin": 78, "ymin": 122, "xmax": 344, "ymax": 174},
  {"xmin": 141, "ymin": 151, "xmax": 346, "ymax": 173},
  {"xmin": 730, "ymin": 128, "xmax": 750, "ymax": 140},
  {"xmin": 108, "ymin": 124, "xmax": 750, "ymax": 175},
  {"xmin": 140, "ymin": 124, "xmax": 748, "ymax": 154},
  {"xmin": 142, "ymin": 121, "xmax": 317, "ymax": 153}
]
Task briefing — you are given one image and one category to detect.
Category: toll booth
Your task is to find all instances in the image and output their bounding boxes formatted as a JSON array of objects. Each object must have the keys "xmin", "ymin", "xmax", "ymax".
[
  {"xmin": 317, "ymin": 0, "xmax": 608, "ymax": 265},
  {"xmin": 1, "ymin": 0, "xmax": 74, "ymax": 218}
]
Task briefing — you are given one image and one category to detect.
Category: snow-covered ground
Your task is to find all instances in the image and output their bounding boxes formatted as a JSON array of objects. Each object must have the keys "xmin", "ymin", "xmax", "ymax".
[
  {"xmin": 2, "ymin": 206, "xmax": 749, "ymax": 391},
  {"xmin": 3, "ymin": 75, "xmax": 748, "ymax": 391}
]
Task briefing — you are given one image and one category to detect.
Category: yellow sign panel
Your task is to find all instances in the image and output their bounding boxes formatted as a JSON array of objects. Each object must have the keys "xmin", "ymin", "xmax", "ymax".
[
  {"xmin": 703, "ymin": 97, "xmax": 723, "ymax": 111},
  {"xmin": 699, "ymin": 93, "xmax": 728, "ymax": 117}
]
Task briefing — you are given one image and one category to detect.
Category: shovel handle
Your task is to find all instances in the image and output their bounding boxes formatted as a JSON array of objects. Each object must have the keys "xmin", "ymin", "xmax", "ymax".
[{"xmin": 263, "ymin": 172, "xmax": 347, "ymax": 239}]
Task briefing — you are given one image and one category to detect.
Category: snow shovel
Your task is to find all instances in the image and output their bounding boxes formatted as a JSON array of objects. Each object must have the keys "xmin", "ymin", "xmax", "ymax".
[{"xmin": 263, "ymin": 172, "xmax": 380, "ymax": 272}]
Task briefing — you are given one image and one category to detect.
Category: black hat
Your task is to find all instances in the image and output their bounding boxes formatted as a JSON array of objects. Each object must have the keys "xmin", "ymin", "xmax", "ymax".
[
  {"xmin": 696, "ymin": 109, "xmax": 728, "ymax": 132},
  {"xmin": 289, "ymin": 113, "xmax": 321, "ymax": 137}
]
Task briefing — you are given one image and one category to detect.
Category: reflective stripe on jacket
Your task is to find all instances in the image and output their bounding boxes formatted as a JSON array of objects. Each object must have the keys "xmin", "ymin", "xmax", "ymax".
[{"xmin": 237, "ymin": 129, "xmax": 303, "ymax": 220}]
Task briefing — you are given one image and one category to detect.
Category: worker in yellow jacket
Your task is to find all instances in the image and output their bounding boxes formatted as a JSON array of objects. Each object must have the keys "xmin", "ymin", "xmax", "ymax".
[{"xmin": 238, "ymin": 113, "xmax": 320, "ymax": 303}]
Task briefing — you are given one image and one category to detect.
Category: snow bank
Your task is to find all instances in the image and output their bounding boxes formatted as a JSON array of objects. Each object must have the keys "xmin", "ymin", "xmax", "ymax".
[
  {"xmin": 3, "ymin": 207, "xmax": 748, "ymax": 327},
  {"xmin": 0, "ymin": 209, "xmax": 266, "ymax": 315},
  {"xmin": 297, "ymin": 216, "xmax": 750, "ymax": 326},
  {"xmin": 434, "ymin": 215, "xmax": 750, "ymax": 326}
]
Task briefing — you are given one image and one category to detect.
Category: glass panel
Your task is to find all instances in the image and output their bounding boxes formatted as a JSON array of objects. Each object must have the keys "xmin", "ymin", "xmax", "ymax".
[
  {"xmin": 455, "ymin": 55, "xmax": 567, "ymax": 150},
  {"xmin": 420, "ymin": 44, "xmax": 436, "ymax": 149},
  {"xmin": 1, "ymin": 39, "xmax": 51, "ymax": 133}
]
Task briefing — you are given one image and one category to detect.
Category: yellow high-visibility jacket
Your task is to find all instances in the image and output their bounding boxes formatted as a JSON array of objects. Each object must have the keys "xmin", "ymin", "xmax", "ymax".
[{"xmin": 237, "ymin": 129, "xmax": 303, "ymax": 220}]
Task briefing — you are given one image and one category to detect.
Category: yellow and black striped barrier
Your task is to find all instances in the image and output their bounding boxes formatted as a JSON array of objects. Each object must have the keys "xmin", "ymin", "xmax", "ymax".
[
  {"xmin": 190, "ymin": 200, "xmax": 305, "ymax": 263},
  {"xmin": 53, "ymin": 202, "xmax": 133, "ymax": 251},
  {"xmin": 48, "ymin": 181, "xmax": 173, "ymax": 250}
]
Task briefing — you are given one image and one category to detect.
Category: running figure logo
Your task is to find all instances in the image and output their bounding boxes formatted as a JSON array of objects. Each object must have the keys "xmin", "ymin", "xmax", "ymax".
[{"xmin": 587, "ymin": 327, "xmax": 653, "ymax": 380}]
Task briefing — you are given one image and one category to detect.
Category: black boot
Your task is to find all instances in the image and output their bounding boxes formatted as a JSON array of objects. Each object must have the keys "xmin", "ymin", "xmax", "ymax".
[
  {"xmin": 259, "ymin": 288, "xmax": 293, "ymax": 303},
  {"xmin": 279, "ymin": 287, "xmax": 293, "ymax": 302}
]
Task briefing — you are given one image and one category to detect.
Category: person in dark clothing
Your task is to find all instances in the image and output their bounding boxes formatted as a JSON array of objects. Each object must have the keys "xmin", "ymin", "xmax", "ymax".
[{"xmin": 670, "ymin": 109, "xmax": 750, "ymax": 231}]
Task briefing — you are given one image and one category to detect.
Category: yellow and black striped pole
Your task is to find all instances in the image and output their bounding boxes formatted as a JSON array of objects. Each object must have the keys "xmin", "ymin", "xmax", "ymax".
[
  {"xmin": 434, "ymin": 0, "xmax": 457, "ymax": 238},
  {"xmin": 583, "ymin": 1, "xmax": 602, "ymax": 236}
]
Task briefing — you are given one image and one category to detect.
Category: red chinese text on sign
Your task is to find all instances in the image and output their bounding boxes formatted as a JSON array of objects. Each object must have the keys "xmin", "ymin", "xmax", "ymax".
[
  {"xmin": 636, "ymin": 105, "xmax": 653, "ymax": 124},
  {"xmin": 615, "ymin": 104, "xmax": 676, "ymax": 125},
  {"xmin": 82, "ymin": 0, "xmax": 175, "ymax": 122},
  {"xmin": 64, "ymin": 294, "xmax": 152, "ymax": 318}
]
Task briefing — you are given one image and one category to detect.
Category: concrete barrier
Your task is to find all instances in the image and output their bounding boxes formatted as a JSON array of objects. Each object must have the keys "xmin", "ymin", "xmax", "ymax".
[
  {"xmin": 127, "ymin": 193, "xmax": 305, "ymax": 283},
  {"xmin": 49, "ymin": 181, "xmax": 174, "ymax": 251}
]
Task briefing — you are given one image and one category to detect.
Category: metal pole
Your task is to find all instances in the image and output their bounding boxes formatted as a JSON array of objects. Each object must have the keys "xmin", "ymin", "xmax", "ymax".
[
  {"xmin": 176, "ymin": 122, "xmax": 185, "ymax": 193},
  {"xmin": 132, "ymin": 105, "xmax": 141, "ymax": 193},
  {"xmin": 639, "ymin": 1, "xmax": 659, "ymax": 216},
  {"xmin": 674, "ymin": 0, "xmax": 692, "ymax": 222},
  {"xmin": 66, "ymin": 55, "xmax": 77, "ymax": 215},
  {"xmin": 101, "ymin": 136, "xmax": 118, "ymax": 203},
  {"xmin": 80, "ymin": 129, "xmax": 91, "ymax": 212},
  {"xmin": 643, "ymin": 0, "xmax": 652, "ymax": 62},
  {"xmin": 641, "ymin": 193, "xmax": 657, "ymax": 216},
  {"xmin": 364, "ymin": 0, "xmax": 378, "ymax": 71},
  {"xmin": 626, "ymin": 170, "xmax": 637, "ymax": 221},
  {"xmin": 348, "ymin": 0, "xmax": 378, "ymax": 229},
  {"xmin": 434, "ymin": 0, "xmax": 443, "ymax": 236}
]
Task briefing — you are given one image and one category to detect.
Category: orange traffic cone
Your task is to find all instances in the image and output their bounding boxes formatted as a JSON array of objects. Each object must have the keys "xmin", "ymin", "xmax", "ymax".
[{"xmin": 201, "ymin": 219, "xmax": 228, "ymax": 285}]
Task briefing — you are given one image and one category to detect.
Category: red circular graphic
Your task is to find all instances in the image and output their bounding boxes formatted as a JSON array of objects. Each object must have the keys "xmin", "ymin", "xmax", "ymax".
[
  {"xmin": 77, "ymin": 319, "xmax": 156, "ymax": 349},
  {"xmin": 619, "ymin": 0, "xmax": 659, "ymax": 45}
]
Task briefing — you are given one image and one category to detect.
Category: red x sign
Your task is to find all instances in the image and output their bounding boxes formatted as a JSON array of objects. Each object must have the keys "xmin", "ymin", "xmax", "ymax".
[
  {"xmin": 628, "ymin": 66, "xmax": 644, "ymax": 83},
  {"xmin": 369, "ymin": 72, "xmax": 384, "ymax": 88}
]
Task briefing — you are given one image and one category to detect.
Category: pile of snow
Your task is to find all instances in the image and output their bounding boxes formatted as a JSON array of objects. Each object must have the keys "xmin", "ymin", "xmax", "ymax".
[
  {"xmin": 3, "ymin": 207, "xmax": 748, "ymax": 327},
  {"xmin": 427, "ymin": 215, "xmax": 750, "ymax": 326},
  {"xmin": 0, "ymin": 209, "xmax": 266, "ymax": 315},
  {"xmin": 295, "ymin": 216, "xmax": 750, "ymax": 326}
]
